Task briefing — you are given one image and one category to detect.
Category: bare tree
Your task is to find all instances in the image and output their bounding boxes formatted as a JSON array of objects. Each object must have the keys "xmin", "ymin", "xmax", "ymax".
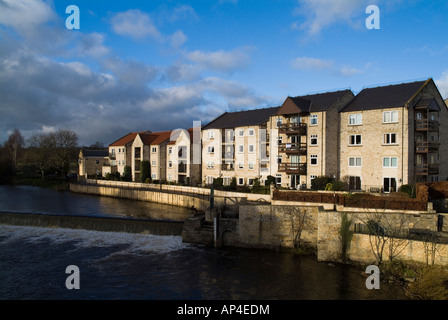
[
  {"xmin": 28, "ymin": 133, "xmax": 56, "ymax": 180},
  {"xmin": 4, "ymin": 129, "xmax": 25, "ymax": 171},
  {"xmin": 290, "ymin": 207, "xmax": 312, "ymax": 250},
  {"xmin": 52, "ymin": 129, "xmax": 79, "ymax": 176}
]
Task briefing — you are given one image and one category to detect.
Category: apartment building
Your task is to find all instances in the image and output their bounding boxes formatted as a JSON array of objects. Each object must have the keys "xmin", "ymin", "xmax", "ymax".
[
  {"xmin": 201, "ymin": 107, "xmax": 280, "ymax": 187},
  {"xmin": 103, "ymin": 131, "xmax": 151, "ymax": 177},
  {"xmin": 271, "ymin": 90, "xmax": 355, "ymax": 189},
  {"xmin": 78, "ymin": 149, "xmax": 108, "ymax": 178},
  {"xmin": 166, "ymin": 128, "xmax": 202, "ymax": 186},
  {"xmin": 339, "ymin": 78, "xmax": 448, "ymax": 192}
]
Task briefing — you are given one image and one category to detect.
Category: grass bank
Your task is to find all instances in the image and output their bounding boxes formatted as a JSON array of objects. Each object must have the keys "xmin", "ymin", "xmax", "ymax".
[{"xmin": 12, "ymin": 176, "xmax": 71, "ymax": 191}]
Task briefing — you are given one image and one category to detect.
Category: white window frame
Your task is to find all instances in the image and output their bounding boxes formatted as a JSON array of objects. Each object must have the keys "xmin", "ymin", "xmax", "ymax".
[
  {"xmin": 151, "ymin": 147, "xmax": 157, "ymax": 153},
  {"xmin": 310, "ymin": 154, "xmax": 318, "ymax": 166},
  {"xmin": 238, "ymin": 145, "xmax": 244, "ymax": 153},
  {"xmin": 239, "ymin": 129, "xmax": 244, "ymax": 137},
  {"xmin": 248, "ymin": 128, "xmax": 254, "ymax": 136},
  {"xmin": 248, "ymin": 178, "xmax": 254, "ymax": 186},
  {"xmin": 207, "ymin": 161, "xmax": 215, "ymax": 169},
  {"xmin": 348, "ymin": 157, "xmax": 362, "ymax": 167},
  {"xmin": 383, "ymin": 133, "xmax": 397, "ymax": 145},
  {"xmin": 348, "ymin": 134, "xmax": 362, "ymax": 146},
  {"xmin": 208, "ymin": 130, "xmax": 214, "ymax": 139},
  {"xmin": 310, "ymin": 114, "xmax": 318, "ymax": 126},
  {"xmin": 168, "ymin": 147, "xmax": 172, "ymax": 154},
  {"xmin": 349, "ymin": 114, "xmax": 362, "ymax": 125},
  {"xmin": 206, "ymin": 176, "xmax": 214, "ymax": 185},
  {"xmin": 383, "ymin": 111, "xmax": 399, "ymax": 123},
  {"xmin": 238, "ymin": 178, "xmax": 244, "ymax": 185},
  {"xmin": 238, "ymin": 162, "xmax": 244, "ymax": 169},
  {"xmin": 151, "ymin": 160, "xmax": 157, "ymax": 167},
  {"xmin": 248, "ymin": 162, "xmax": 254, "ymax": 170},
  {"xmin": 383, "ymin": 157, "xmax": 398, "ymax": 168},
  {"xmin": 310, "ymin": 134, "xmax": 318, "ymax": 146},
  {"xmin": 151, "ymin": 173, "xmax": 157, "ymax": 179},
  {"xmin": 168, "ymin": 161, "xmax": 172, "ymax": 168},
  {"xmin": 207, "ymin": 146, "xmax": 215, "ymax": 154},
  {"xmin": 248, "ymin": 145, "xmax": 254, "ymax": 153}
]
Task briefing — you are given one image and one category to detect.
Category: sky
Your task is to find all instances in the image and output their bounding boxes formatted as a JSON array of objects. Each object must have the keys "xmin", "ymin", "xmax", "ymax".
[{"xmin": 1, "ymin": 0, "xmax": 448, "ymax": 146}]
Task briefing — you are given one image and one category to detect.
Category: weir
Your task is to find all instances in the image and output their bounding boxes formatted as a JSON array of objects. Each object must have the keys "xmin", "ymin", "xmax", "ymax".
[{"xmin": 0, "ymin": 212, "xmax": 184, "ymax": 236}]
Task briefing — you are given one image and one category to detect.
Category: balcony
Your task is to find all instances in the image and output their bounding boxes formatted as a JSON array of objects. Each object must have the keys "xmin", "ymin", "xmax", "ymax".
[
  {"xmin": 416, "ymin": 120, "xmax": 439, "ymax": 132},
  {"xmin": 278, "ymin": 123, "xmax": 307, "ymax": 135},
  {"xmin": 278, "ymin": 142, "xmax": 307, "ymax": 154},
  {"xmin": 278, "ymin": 163, "xmax": 307, "ymax": 175},
  {"xmin": 415, "ymin": 163, "xmax": 439, "ymax": 176},
  {"xmin": 416, "ymin": 141, "xmax": 439, "ymax": 153},
  {"xmin": 221, "ymin": 162, "xmax": 234, "ymax": 171},
  {"xmin": 109, "ymin": 153, "xmax": 116, "ymax": 159}
]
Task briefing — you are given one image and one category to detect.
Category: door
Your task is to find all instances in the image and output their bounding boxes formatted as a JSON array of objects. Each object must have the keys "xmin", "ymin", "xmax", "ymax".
[
  {"xmin": 383, "ymin": 177, "xmax": 397, "ymax": 193},
  {"xmin": 290, "ymin": 175, "xmax": 299, "ymax": 189}
]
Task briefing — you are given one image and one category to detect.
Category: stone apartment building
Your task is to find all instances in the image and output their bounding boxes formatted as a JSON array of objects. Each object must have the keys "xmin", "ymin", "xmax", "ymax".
[
  {"xmin": 201, "ymin": 107, "xmax": 280, "ymax": 187},
  {"xmin": 78, "ymin": 149, "xmax": 109, "ymax": 178},
  {"xmin": 339, "ymin": 78, "xmax": 448, "ymax": 192},
  {"xmin": 102, "ymin": 131, "xmax": 150, "ymax": 177},
  {"xmin": 271, "ymin": 90, "xmax": 355, "ymax": 189}
]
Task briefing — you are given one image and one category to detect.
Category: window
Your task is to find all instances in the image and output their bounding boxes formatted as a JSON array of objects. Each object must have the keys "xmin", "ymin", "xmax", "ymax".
[
  {"xmin": 383, "ymin": 111, "xmax": 398, "ymax": 123},
  {"xmin": 238, "ymin": 178, "xmax": 244, "ymax": 185},
  {"xmin": 168, "ymin": 147, "xmax": 172, "ymax": 154},
  {"xmin": 151, "ymin": 147, "xmax": 157, "ymax": 153},
  {"xmin": 349, "ymin": 135, "xmax": 362, "ymax": 146},
  {"xmin": 310, "ymin": 114, "xmax": 318, "ymax": 125},
  {"xmin": 151, "ymin": 173, "xmax": 157, "ymax": 179},
  {"xmin": 349, "ymin": 114, "xmax": 362, "ymax": 125},
  {"xmin": 248, "ymin": 129, "xmax": 254, "ymax": 136},
  {"xmin": 277, "ymin": 136, "xmax": 283, "ymax": 145},
  {"xmin": 206, "ymin": 176, "xmax": 214, "ymax": 185},
  {"xmin": 248, "ymin": 162, "xmax": 254, "ymax": 170},
  {"xmin": 310, "ymin": 135, "xmax": 318, "ymax": 146},
  {"xmin": 248, "ymin": 145, "xmax": 254, "ymax": 153},
  {"xmin": 168, "ymin": 161, "xmax": 172, "ymax": 168},
  {"xmin": 310, "ymin": 154, "xmax": 318, "ymax": 166},
  {"xmin": 151, "ymin": 160, "xmax": 156, "ymax": 166},
  {"xmin": 239, "ymin": 129, "xmax": 244, "ymax": 137},
  {"xmin": 275, "ymin": 174, "xmax": 282, "ymax": 185},
  {"xmin": 276, "ymin": 117, "xmax": 282, "ymax": 128},
  {"xmin": 238, "ymin": 162, "xmax": 244, "ymax": 169},
  {"xmin": 248, "ymin": 178, "xmax": 254, "ymax": 186},
  {"xmin": 207, "ymin": 146, "xmax": 215, "ymax": 154},
  {"xmin": 383, "ymin": 157, "xmax": 398, "ymax": 168},
  {"xmin": 207, "ymin": 161, "xmax": 215, "ymax": 169},
  {"xmin": 349, "ymin": 157, "xmax": 362, "ymax": 167},
  {"xmin": 277, "ymin": 155, "xmax": 282, "ymax": 164},
  {"xmin": 310, "ymin": 175, "xmax": 317, "ymax": 180},
  {"xmin": 238, "ymin": 145, "xmax": 244, "ymax": 153},
  {"xmin": 208, "ymin": 131, "xmax": 214, "ymax": 139},
  {"xmin": 223, "ymin": 177, "xmax": 232, "ymax": 186},
  {"xmin": 383, "ymin": 133, "xmax": 397, "ymax": 145}
]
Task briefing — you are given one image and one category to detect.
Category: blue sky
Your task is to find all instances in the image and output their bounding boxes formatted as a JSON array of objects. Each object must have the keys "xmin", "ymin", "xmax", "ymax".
[{"xmin": 1, "ymin": 0, "xmax": 448, "ymax": 146}]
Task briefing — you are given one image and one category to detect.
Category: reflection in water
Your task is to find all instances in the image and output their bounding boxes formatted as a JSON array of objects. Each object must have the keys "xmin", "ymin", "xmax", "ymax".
[{"xmin": 0, "ymin": 185, "xmax": 191, "ymax": 221}]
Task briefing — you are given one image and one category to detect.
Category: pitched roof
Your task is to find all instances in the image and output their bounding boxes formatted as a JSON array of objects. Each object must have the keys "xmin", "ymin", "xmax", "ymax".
[
  {"xmin": 150, "ymin": 131, "xmax": 172, "ymax": 145},
  {"xmin": 202, "ymin": 106, "xmax": 280, "ymax": 130},
  {"xmin": 167, "ymin": 128, "xmax": 195, "ymax": 145},
  {"xmin": 109, "ymin": 131, "xmax": 151, "ymax": 147},
  {"xmin": 341, "ymin": 80, "xmax": 427, "ymax": 112},
  {"xmin": 81, "ymin": 149, "xmax": 108, "ymax": 158},
  {"xmin": 277, "ymin": 90, "xmax": 352, "ymax": 115}
]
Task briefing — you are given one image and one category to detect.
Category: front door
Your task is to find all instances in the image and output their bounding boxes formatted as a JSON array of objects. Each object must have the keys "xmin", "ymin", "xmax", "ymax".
[
  {"xmin": 290, "ymin": 175, "xmax": 299, "ymax": 189},
  {"xmin": 383, "ymin": 177, "xmax": 397, "ymax": 193}
]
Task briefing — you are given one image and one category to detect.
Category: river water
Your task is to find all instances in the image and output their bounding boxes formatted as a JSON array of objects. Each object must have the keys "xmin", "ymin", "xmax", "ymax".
[{"xmin": 0, "ymin": 185, "xmax": 409, "ymax": 301}]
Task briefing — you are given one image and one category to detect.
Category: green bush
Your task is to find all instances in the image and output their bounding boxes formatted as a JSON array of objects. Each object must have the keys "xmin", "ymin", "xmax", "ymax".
[
  {"xmin": 265, "ymin": 175, "xmax": 276, "ymax": 186},
  {"xmin": 311, "ymin": 176, "xmax": 332, "ymax": 190},
  {"xmin": 122, "ymin": 166, "xmax": 132, "ymax": 181},
  {"xmin": 399, "ymin": 184, "xmax": 416, "ymax": 198}
]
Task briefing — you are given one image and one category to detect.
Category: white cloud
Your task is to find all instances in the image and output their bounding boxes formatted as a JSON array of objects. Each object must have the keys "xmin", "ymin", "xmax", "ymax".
[
  {"xmin": 185, "ymin": 48, "xmax": 252, "ymax": 73},
  {"xmin": 293, "ymin": 0, "xmax": 370, "ymax": 36},
  {"xmin": 0, "ymin": 0, "xmax": 56, "ymax": 34},
  {"xmin": 170, "ymin": 30, "xmax": 188, "ymax": 49},
  {"xmin": 291, "ymin": 56, "xmax": 364, "ymax": 77},
  {"xmin": 111, "ymin": 9, "xmax": 162, "ymax": 40},
  {"xmin": 436, "ymin": 71, "xmax": 448, "ymax": 99},
  {"xmin": 170, "ymin": 4, "xmax": 198, "ymax": 21}
]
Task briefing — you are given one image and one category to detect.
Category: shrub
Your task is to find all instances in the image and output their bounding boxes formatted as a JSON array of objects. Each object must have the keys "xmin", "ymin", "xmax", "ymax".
[
  {"xmin": 265, "ymin": 175, "xmax": 276, "ymax": 186},
  {"xmin": 311, "ymin": 176, "xmax": 332, "ymax": 190},
  {"xmin": 399, "ymin": 184, "xmax": 416, "ymax": 198},
  {"xmin": 122, "ymin": 166, "xmax": 132, "ymax": 181}
]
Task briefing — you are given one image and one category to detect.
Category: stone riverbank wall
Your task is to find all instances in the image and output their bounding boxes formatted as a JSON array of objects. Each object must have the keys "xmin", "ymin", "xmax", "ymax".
[
  {"xmin": 70, "ymin": 180, "xmax": 448, "ymax": 266},
  {"xmin": 220, "ymin": 204, "xmax": 448, "ymax": 266}
]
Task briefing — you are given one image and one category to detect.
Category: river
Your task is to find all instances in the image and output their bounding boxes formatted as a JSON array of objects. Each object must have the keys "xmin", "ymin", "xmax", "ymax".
[{"xmin": 0, "ymin": 185, "xmax": 409, "ymax": 301}]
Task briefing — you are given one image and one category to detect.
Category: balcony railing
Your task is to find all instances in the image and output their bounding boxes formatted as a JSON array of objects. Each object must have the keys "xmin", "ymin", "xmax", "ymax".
[
  {"xmin": 416, "ymin": 141, "xmax": 439, "ymax": 153},
  {"xmin": 109, "ymin": 153, "xmax": 116, "ymax": 159},
  {"xmin": 278, "ymin": 142, "xmax": 307, "ymax": 154},
  {"xmin": 415, "ymin": 163, "xmax": 439, "ymax": 175},
  {"xmin": 278, "ymin": 163, "xmax": 307, "ymax": 174},
  {"xmin": 278, "ymin": 123, "xmax": 307, "ymax": 135},
  {"xmin": 416, "ymin": 120, "xmax": 439, "ymax": 132}
]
